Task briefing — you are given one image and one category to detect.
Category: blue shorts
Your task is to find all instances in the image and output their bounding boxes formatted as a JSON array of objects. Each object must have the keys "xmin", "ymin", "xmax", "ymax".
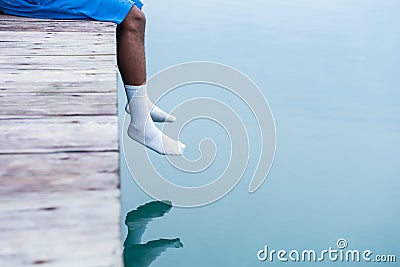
[{"xmin": 0, "ymin": 0, "xmax": 143, "ymax": 24}]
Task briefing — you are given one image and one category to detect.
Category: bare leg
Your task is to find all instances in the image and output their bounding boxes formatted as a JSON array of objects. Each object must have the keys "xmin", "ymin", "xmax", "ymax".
[
  {"xmin": 117, "ymin": 5, "xmax": 146, "ymax": 86},
  {"xmin": 117, "ymin": 6, "xmax": 176, "ymax": 122},
  {"xmin": 116, "ymin": 6, "xmax": 185, "ymax": 155}
]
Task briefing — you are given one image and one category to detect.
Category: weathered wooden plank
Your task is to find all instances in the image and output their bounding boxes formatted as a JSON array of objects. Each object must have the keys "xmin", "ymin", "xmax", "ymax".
[
  {"xmin": 0, "ymin": 46, "xmax": 115, "ymax": 56},
  {"xmin": 0, "ymin": 80, "xmax": 116, "ymax": 93},
  {"xmin": 0, "ymin": 93, "xmax": 118, "ymax": 117},
  {"xmin": 0, "ymin": 190, "xmax": 121, "ymax": 267},
  {"xmin": 0, "ymin": 116, "xmax": 118, "ymax": 153},
  {"xmin": 0, "ymin": 31, "xmax": 115, "ymax": 42},
  {"xmin": 0, "ymin": 14, "xmax": 121, "ymax": 267},
  {"xmin": 0, "ymin": 59, "xmax": 117, "ymax": 93},
  {"xmin": 0, "ymin": 152, "xmax": 119, "ymax": 194},
  {"xmin": 0, "ymin": 15, "xmax": 116, "ymax": 32},
  {"xmin": 1, "ymin": 69, "xmax": 115, "ymax": 85},
  {"xmin": 0, "ymin": 55, "xmax": 115, "ymax": 70},
  {"xmin": 0, "ymin": 31, "xmax": 116, "ymax": 56}
]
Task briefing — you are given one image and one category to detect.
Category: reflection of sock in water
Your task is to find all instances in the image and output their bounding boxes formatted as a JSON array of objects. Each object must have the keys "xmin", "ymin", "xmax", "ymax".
[
  {"xmin": 125, "ymin": 85, "xmax": 176, "ymax": 122},
  {"xmin": 124, "ymin": 239, "xmax": 183, "ymax": 267},
  {"xmin": 125, "ymin": 84, "xmax": 185, "ymax": 156}
]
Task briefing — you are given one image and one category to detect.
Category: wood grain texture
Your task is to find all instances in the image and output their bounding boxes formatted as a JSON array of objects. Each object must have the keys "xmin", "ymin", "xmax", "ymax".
[
  {"xmin": 0, "ymin": 15, "xmax": 116, "ymax": 32},
  {"xmin": 0, "ymin": 55, "xmax": 116, "ymax": 70},
  {"xmin": 0, "ymin": 116, "xmax": 118, "ymax": 153},
  {"xmin": 0, "ymin": 15, "xmax": 122, "ymax": 267},
  {"xmin": 0, "ymin": 93, "xmax": 117, "ymax": 117},
  {"xmin": 0, "ymin": 31, "xmax": 116, "ymax": 56},
  {"xmin": 0, "ymin": 152, "xmax": 119, "ymax": 194},
  {"xmin": 0, "ymin": 190, "xmax": 121, "ymax": 267}
]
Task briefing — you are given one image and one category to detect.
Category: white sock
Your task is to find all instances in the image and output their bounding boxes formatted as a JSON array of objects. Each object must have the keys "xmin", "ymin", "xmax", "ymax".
[
  {"xmin": 125, "ymin": 84, "xmax": 185, "ymax": 155},
  {"xmin": 125, "ymin": 86, "xmax": 176, "ymax": 123}
]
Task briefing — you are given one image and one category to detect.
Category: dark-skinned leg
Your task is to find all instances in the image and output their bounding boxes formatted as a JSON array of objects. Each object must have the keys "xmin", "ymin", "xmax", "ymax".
[
  {"xmin": 117, "ymin": 6, "xmax": 176, "ymax": 123},
  {"xmin": 117, "ymin": 5, "xmax": 146, "ymax": 86},
  {"xmin": 116, "ymin": 6, "xmax": 185, "ymax": 155}
]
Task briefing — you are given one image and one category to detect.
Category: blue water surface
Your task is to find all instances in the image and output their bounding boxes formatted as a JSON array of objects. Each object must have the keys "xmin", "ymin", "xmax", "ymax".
[{"xmin": 119, "ymin": 0, "xmax": 400, "ymax": 266}]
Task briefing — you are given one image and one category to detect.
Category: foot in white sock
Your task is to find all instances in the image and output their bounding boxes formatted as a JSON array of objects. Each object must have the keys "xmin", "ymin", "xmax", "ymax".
[
  {"xmin": 125, "ymin": 88, "xmax": 176, "ymax": 123},
  {"xmin": 125, "ymin": 84, "xmax": 185, "ymax": 155},
  {"xmin": 148, "ymin": 101, "xmax": 176, "ymax": 123}
]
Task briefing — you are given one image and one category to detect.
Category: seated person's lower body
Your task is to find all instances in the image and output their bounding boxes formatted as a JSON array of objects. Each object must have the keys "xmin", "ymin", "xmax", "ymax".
[{"xmin": 0, "ymin": 0, "xmax": 186, "ymax": 155}]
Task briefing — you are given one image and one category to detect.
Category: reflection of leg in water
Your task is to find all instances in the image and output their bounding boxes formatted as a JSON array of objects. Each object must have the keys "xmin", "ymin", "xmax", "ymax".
[
  {"xmin": 124, "ymin": 201, "xmax": 173, "ymax": 245},
  {"xmin": 123, "ymin": 201, "xmax": 183, "ymax": 267}
]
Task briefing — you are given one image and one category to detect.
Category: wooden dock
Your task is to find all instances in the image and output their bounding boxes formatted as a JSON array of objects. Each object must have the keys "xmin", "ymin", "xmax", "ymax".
[{"xmin": 0, "ymin": 15, "xmax": 121, "ymax": 266}]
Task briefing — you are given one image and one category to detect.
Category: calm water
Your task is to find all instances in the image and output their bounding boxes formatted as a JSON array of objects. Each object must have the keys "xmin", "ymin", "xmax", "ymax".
[{"xmin": 119, "ymin": 0, "xmax": 400, "ymax": 266}]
